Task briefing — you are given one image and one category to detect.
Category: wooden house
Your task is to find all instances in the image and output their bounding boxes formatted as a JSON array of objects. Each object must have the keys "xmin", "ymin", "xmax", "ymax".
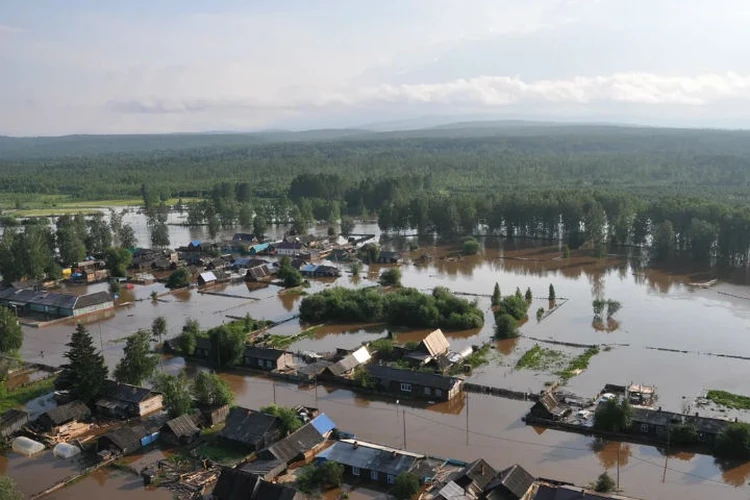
[
  {"xmin": 212, "ymin": 468, "xmax": 308, "ymax": 500},
  {"xmin": 0, "ymin": 409, "xmax": 29, "ymax": 440},
  {"xmin": 95, "ymin": 381, "xmax": 164, "ymax": 418},
  {"xmin": 161, "ymin": 414, "xmax": 201, "ymax": 446},
  {"xmin": 200, "ymin": 404, "xmax": 231, "ymax": 427},
  {"xmin": 198, "ymin": 271, "xmax": 218, "ymax": 286},
  {"xmin": 259, "ymin": 413, "xmax": 336, "ymax": 465},
  {"xmin": 323, "ymin": 346, "xmax": 371, "ymax": 378},
  {"xmin": 243, "ymin": 346, "xmax": 295, "ymax": 372},
  {"xmin": 97, "ymin": 425, "xmax": 150, "ymax": 456},
  {"xmin": 274, "ymin": 241, "xmax": 305, "ymax": 257},
  {"xmin": 35, "ymin": 400, "xmax": 91, "ymax": 434},
  {"xmin": 219, "ymin": 407, "xmax": 282, "ymax": 451},
  {"xmin": 365, "ymin": 364, "xmax": 463, "ymax": 401},
  {"xmin": 527, "ymin": 392, "xmax": 570, "ymax": 422}
]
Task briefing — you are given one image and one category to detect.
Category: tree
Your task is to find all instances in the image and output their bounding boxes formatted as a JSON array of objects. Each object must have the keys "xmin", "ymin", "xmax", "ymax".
[
  {"xmin": 208, "ymin": 325, "xmax": 246, "ymax": 368},
  {"xmin": 192, "ymin": 371, "xmax": 233, "ymax": 407},
  {"xmin": 594, "ymin": 472, "xmax": 615, "ymax": 493},
  {"xmin": 340, "ymin": 216, "xmax": 355, "ymax": 237},
  {"xmin": 152, "ymin": 372, "xmax": 193, "ymax": 418},
  {"xmin": 515, "ymin": 287, "xmax": 522, "ymax": 299},
  {"xmin": 524, "ymin": 287, "xmax": 533, "ymax": 304},
  {"xmin": 120, "ymin": 224, "xmax": 137, "ymax": 249},
  {"xmin": 350, "ymin": 261, "xmax": 362, "ymax": 277},
  {"xmin": 536, "ymin": 307, "xmax": 545, "ymax": 321},
  {"xmin": 592, "ymin": 299, "xmax": 606, "ymax": 318},
  {"xmin": 104, "ymin": 247, "xmax": 132, "ymax": 277},
  {"xmin": 563, "ymin": 245, "xmax": 571, "ymax": 258},
  {"xmin": 178, "ymin": 318, "xmax": 202, "ymax": 356},
  {"xmin": 0, "ymin": 306, "xmax": 23, "ymax": 355},
  {"xmin": 207, "ymin": 214, "xmax": 220, "ymax": 240},
  {"xmin": 317, "ymin": 461, "xmax": 344, "ymax": 488},
  {"xmin": 59, "ymin": 324, "xmax": 108, "ymax": 405},
  {"xmin": 277, "ymin": 257, "xmax": 304, "ymax": 288},
  {"xmin": 716, "ymin": 422, "xmax": 750, "ymax": 459},
  {"xmin": 151, "ymin": 221, "xmax": 170, "ymax": 248},
  {"xmin": 238, "ymin": 203, "xmax": 253, "ymax": 226},
  {"xmin": 491, "ymin": 283, "xmax": 501, "ymax": 306},
  {"xmin": 261, "ymin": 404, "xmax": 302, "ymax": 436},
  {"xmin": 113, "ymin": 329, "xmax": 159, "ymax": 385},
  {"xmin": 252, "ymin": 215, "xmax": 267, "ymax": 241},
  {"xmin": 379, "ymin": 268, "xmax": 402, "ymax": 287},
  {"xmin": 392, "ymin": 472, "xmax": 420, "ymax": 500},
  {"xmin": 593, "ymin": 399, "xmax": 633, "ymax": 433},
  {"xmin": 497, "ymin": 295, "xmax": 529, "ymax": 321},
  {"xmin": 0, "ymin": 476, "xmax": 24, "ymax": 500},
  {"xmin": 494, "ymin": 313, "xmax": 518, "ymax": 339},
  {"xmin": 166, "ymin": 268, "xmax": 191, "ymax": 288},
  {"xmin": 461, "ymin": 238, "xmax": 480, "ymax": 255},
  {"xmin": 652, "ymin": 220, "xmax": 675, "ymax": 261},
  {"xmin": 549, "ymin": 284, "xmax": 556, "ymax": 301},
  {"xmin": 152, "ymin": 316, "xmax": 167, "ymax": 343},
  {"xmin": 606, "ymin": 300, "xmax": 622, "ymax": 319}
]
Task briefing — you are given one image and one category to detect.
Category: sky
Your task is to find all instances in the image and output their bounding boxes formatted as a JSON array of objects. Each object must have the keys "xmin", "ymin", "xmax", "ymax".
[{"xmin": 3, "ymin": 0, "xmax": 750, "ymax": 136}]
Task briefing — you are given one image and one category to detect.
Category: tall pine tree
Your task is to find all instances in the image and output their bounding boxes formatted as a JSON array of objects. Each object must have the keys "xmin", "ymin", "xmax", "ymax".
[
  {"xmin": 60, "ymin": 324, "xmax": 108, "ymax": 405},
  {"xmin": 114, "ymin": 329, "xmax": 158, "ymax": 386}
]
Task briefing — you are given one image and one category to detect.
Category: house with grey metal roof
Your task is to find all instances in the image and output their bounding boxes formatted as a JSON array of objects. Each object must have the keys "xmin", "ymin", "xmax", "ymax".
[
  {"xmin": 366, "ymin": 364, "xmax": 463, "ymax": 401},
  {"xmin": 0, "ymin": 287, "xmax": 114, "ymax": 319},
  {"xmin": 315, "ymin": 439, "xmax": 425, "ymax": 487},
  {"xmin": 220, "ymin": 407, "xmax": 282, "ymax": 451}
]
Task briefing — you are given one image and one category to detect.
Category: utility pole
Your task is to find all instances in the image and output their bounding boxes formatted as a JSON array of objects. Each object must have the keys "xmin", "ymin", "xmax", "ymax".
[
  {"xmin": 663, "ymin": 424, "xmax": 670, "ymax": 483},
  {"xmin": 403, "ymin": 409, "xmax": 407, "ymax": 450},
  {"xmin": 273, "ymin": 381, "xmax": 277, "ymax": 405},
  {"xmin": 98, "ymin": 324, "xmax": 105, "ymax": 354},
  {"xmin": 465, "ymin": 391, "xmax": 470, "ymax": 446},
  {"xmin": 314, "ymin": 383, "xmax": 318, "ymax": 405},
  {"xmin": 616, "ymin": 447, "xmax": 620, "ymax": 492}
]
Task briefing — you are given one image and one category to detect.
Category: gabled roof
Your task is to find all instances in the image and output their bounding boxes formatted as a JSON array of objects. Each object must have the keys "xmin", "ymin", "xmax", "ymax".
[
  {"xmin": 436, "ymin": 481, "xmax": 469, "ymax": 499},
  {"xmin": 101, "ymin": 425, "xmax": 147, "ymax": 453},
  {"xmin": 163, "ymin": 414, "xmax": 200, "ymax": 438},
  {"xmin": 233, "ymin": 233, "xmax": 255, "ymax": 242},
  {"xmin": 190, "ymin": 240, "xmax": 202, "ymax": 247},
  {"xmin": 101, "ymin": 380, "xmax": 160, "ymax": 404},
  {"xmin": 0, "ymin": 288, "xmax": 112, "ymax": 310},
  {"xmin": 275, "ymin": 241, "xmax": 304, "ymax": 250},
  {"xmin": 310, "ymin": 414, "xmax": 336, "ymax": 436},
  {"xmin": 420, "ymin": 329, "xmax": 450, "ymax": 357},
  {"xmin": 253, "ymin": 481, "xmax": 302, "ymax": 500},
  {"xmin": 245, "ymin": 346, "xmax": 287, "ymax": 361},
  {"xmin": 75, "ymin": 291, "xmax": 114, "ymax": 309},
  {"xmin": 455, "ymin": 458, "xmax": 498, "ymax": 492},
  {"xmin": 487, "ymin": 464, "xmax": 535, "ymax": 500},
  {"xmin": 220, "ymin": 407, "xmax": 279, "ymax": 447},
  {"xmin": 537, "ymin": 393, "xmax": 567, "ymax": 417},
  {"xmin": 327, "ymin": 346, "xmax": 371, "ymax": 377},
  {"xmin": 366, "ymin": 364, "xmax": 461, "ymax": 391},
  {"xmin": 1, "ymin": 409, "xmax": 28, "ymax": 428},
  {"xmin": 249, "ymin": 243, "xmax": 271, "ymax": 253},
  {"xmin": 199, "ymin": 271, "xmax": 217, "ymax": 282},
  {"xmin": 212, "ymin": 468, "xmax": 260, "ymax": 500},
  {"xmin": 317, "ymin": 439, "xmax": 421, "ymax": 477},
  {"xmin": 42, "ymin": 400, "xmax": 90, "ymax": 426},
  {"xmin": 266, "ymin": 421, "xmax": 326, "ymax": 463},
  {"xmin": 532, "ymin": 483, "xmax": 642, "ymax": 500}
]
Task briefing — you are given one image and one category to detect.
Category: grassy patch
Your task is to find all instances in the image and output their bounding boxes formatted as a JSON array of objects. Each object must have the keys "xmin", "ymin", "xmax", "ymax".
[
  {"xmin": 263, "ymin": 326, "xmax": 320, "ymax": 349},
  {"xmin": 0, "ymin": 377, "xmax": 56, "ymax": 413},
  {"xmin": 707, "ymin": 390, "xmax": 750, "ymax": 410},
  {"xmin": 557, "ymin": 347, "xmax": 600, "ymax": 382},
  {"xmin": 448, "ymin": 345, "xmax": 491, "ymax": 375},
  {"xmin": 193, "ymin": 439, "xmax": 250, "ymax": 466},
  {"xmin": 515, "ymin": 344, "xmax": 566, "ymax": 371}
]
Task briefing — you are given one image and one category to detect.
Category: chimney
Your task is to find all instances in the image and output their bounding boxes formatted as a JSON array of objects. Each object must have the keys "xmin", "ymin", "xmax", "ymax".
[
  {"xmin": 658, "ymin": 406, "xmax": 662, "ymax": 412},
  {"xmin": 391, "ymin": 450, "xmax": 397, "ymax": 458},
  {"xmin": 695, "ymin": 412, "xmax": 699, "ymax": 417}
]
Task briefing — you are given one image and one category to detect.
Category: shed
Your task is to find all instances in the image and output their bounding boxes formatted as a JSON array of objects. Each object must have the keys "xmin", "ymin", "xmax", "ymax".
[
  {"xmin": 36, "ymin": 400, "xmax": 91, "ymax": 433},
  {"xmin": 419, "ymin": 329, "xmax": 450, "ymax": 357},
  {"xmin": 0, "ymin": 409, "xmax": 29, "ymax": 439},
  {"xmin": 220, "ymin": 407, "xmax": 281, "ymax": 451},
  {"xmin": 161, "ymin": 414, "xmax": 201, "ymax": 445},
  {"xmin": 297, "ymin": 360, "xmax": 332, "ymax": 382},
  {"xmin": 212, "ymin": 468, "xmax": 307, "ymax": 500},
  {"xmin": 200, "ymin": 404, "xmax": 231, "ymax": 427},
  {"xmin": 324, "ymin": 346, "xmax": 371, "ymax": 378},
  {"xmin": 238, "ymin": 458, "xmax": 287, "ymax": 481},
  {"xmin": 198, "ymin": 271, "xmax": 218, "ymax": 286},
  {"xmin": 97, "ymin": 425, "xmax": 148, "ymax": 455},
  {"xmin": 188, "ymin": 240, "xmax": 202, "ymax": 251}
]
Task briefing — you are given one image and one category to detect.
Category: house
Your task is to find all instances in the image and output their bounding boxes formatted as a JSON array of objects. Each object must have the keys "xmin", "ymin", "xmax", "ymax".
[
  {"xmin": 212, "ymin": 468, "xmax": 309, "ymax": 500},
  {"xmin": 97, "ymin": 425, "xmax": 151, "ymax": 456},
  {"xmin": 449, "ymin": 458, "xmax": 499, "ymax": 498},
  {"xmin": 0, "ymin": 409, "xmax": 29, "ymax": 440},
  {"xmin": 485, "ymin": 464, "xmax": 536, "ymax": 500},
  {"xmin": 233, "ymin": 257, "xmax": 268, "ymax": 270},
  {"xmin": 195, "ymin": 337, "xmax": 212, "ymax": 359},
  {"xmin": 630, "ymin": 407, "xmax": 674, "ymax": 438},
  {"xmin": 531, "ymin": 482, "xmax": 642, "ymax": 499},
  {"xmin": 315, "ymin": 439, "xmax": 423, "ymax": 486},
  {"xmin": 233, "ymin": 233, "xmax": 256, "ymax": 243},
  {"xmin": 324, "ymin": 346, "xmax": 371, "ymax": 378},
  {"xmin": 198, "ymin": 271, "xmax": 218, "ymax": 286},
  {"xmin": 379, "ymin": 251, "xmax": 402, "ymax": 263},
  {"xmin": 297, "ymin": 360, "xmax": 333, "ymax": 382},
  {"xmin": 0, "ymin": 288, "xmax": 114, "ymax": 319},
  {"xmin": 330, "ymin": 249, "xmax": 353, "ymax": 261},
  {"xmin": 95, "ymin": 380, "xmax": 164, "ymax": 418},
  {"xmin": 527, "ymin": 392, "xmax": 570, "ymax": 422},
  {"xmin": 274, "ymin": 241, "xmax": 305, "ymax": 257},
  {"xmin": 35, "ymin": 400, "xmax": 91, "ymax": 433},
  {"xmin": 366, "ymin": 364, "xmax": 463, "ymax": 401},
  {"xmin": 245, "ymin": 263, "xmax": 272, "ymax": 281},
  {"xmin": 244, "ymin": 346, "xmax": 295, "ymax": 372},
  {"xmin": 200, "ymin": 404, "xmax": 231, "ymax": 427},
  {"xmin": 161, "ymin": 414, "xmax": 201, "ymax": 445},
  {"xmin": 220, "ymin": 407, "xmax": 281, "ymax": 451},
  {"xmin": 260, "ymin": 413, "xmax": 336, "ymax": 464},
  {"xmin": 298, "ymin": 264, "xmax": 341, "ymax": 278},
  {"xmin": 407, "ymin": 329, "xmax": 450, "ymax": 365},
  {"xmin": 248, "ymin": 243, "xmax": 272, "ymax": 256},
  {"xmin": 237, "ymin": 458, "xmax": 287, "ymax": 481},
  {"xmin": 188, "ymin": 240, "xmax": 203, "ymax": 251}
]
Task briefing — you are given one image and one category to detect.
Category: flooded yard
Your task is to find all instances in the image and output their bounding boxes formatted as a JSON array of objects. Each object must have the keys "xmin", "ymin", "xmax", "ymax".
[{"xmin": 8, "ymin": 218, "xmax": 750, "ymax": 498}]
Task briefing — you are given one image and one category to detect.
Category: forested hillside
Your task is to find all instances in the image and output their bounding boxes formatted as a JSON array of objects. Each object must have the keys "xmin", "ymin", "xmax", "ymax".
[{"xmin": 3, "ymin": 124, "xmax": 750, "ymax": 201}]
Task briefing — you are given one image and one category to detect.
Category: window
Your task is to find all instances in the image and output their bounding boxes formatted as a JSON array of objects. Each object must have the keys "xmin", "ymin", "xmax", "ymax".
[
  {"xmin": 400, "ymin": 383, "xmax": 412, "ymax": 392},
  {"xmin": 258, "ymin": 359, "xmax": 264, "ymax": 367},
  {"xmin": 435, "ymin": 389, "xmax": 443, "ymax": 397},
  {"xmin": 424, "ymin": 387, "xmax": 431, "ymax": 396},
  {"xmin": 640, "ymin": 423, "xmax": 649, "ymax": 433},
  {"xmin": 387, "ymin": 474, "xmax": 395, "ymax": 484},
  {"xmin": 352, "ymin": 466, "xmax": 360, "ymax": 476},
  {"xmin": 266, "ymin": 360, "xmax": 274, "ymax": 368},
  {"xmin": 371, "ymin": 470, "xmax": 379, "ymax": 481}
]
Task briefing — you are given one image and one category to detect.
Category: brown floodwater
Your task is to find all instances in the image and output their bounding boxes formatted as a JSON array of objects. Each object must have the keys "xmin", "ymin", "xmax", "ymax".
[{"xmin": 11, "ymin": 219, "xmax": 750, "ymax": 498}]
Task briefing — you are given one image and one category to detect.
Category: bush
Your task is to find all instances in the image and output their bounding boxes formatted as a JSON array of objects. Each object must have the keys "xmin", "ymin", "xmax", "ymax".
[
  {"xmin": 261, "ymin": 404, "xmax": 302, "ymax": 436},
  {"xmin": 297, "ymin": 461, "xmax": 344, "ymax": 493},
  {"xmin": 494, "ymin": 313, "xmax": 518, "ymax": 339},
  {"xmin": 461, "ymin": 238, "xmax": 480, "ymax": 255},
  {"xmin": 166, "ymin": 267, "xmax": 191, "ymax": 289},
  {"xmin": 299, "ymin": 286, "xmax": 484, "ymax": 330},
  {"xmin": 496, "ymin": 295, "xmax": 529, "ymax": 321},
  {"xmin": 594, "ymin": 472, "xmax": 615, "ymax": 493},
  {"xmin": 357, "ymin": 243, "xmax": 381, "ymax": 264},
  {"xmin": 536, "ymin": 307, "xmax": 545, "ymax": 321},
  {"xmin": 716, "ymin": 422, "xmax": 750, "ymax": 460},
  {"xmin": 670, "ymin": 423, "xmax": 698, "ymax": 445},
  {"xmin": 593, "ymin": 399, "xmax": 633, "ymax": 433},
  {"xmin": 379, "ymin": 268, "xmax": 402, "ymax": 287},
  {"xmin": 392, "ymin": 472, "xmax": 420, "ymax": 500}
]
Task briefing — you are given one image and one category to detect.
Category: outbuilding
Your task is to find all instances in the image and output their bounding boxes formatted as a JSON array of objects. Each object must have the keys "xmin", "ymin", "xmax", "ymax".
[
  {"xmin": 0, "ymin": 409, "xmax": 29, "ymax": 440},
  {"xmin": 161, "ymin": 414, "xmax": 201, "ymax": 445},
  {"xmin": 35, "ymin": 400, "xmax": 91, "ymax": 433}
]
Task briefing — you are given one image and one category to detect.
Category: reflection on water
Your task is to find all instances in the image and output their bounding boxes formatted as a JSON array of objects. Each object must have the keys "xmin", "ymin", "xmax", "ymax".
[
  {"xmin": 718, "ymin": 460, "xmax": 750, "ymax": 488},
  {"xmin": 591, "ymin": 439, "xmax": 632, "ymax": 469}
]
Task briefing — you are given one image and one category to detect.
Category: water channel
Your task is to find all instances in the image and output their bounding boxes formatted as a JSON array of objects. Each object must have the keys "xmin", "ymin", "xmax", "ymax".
[{"xmin": 6, "ymin": 211, "xmax": 750, "ymax": 499}]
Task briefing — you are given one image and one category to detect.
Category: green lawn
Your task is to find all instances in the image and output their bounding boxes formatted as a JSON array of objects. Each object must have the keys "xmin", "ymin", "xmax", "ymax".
[
  {"xmin": 0, "ymin": 377, "xmax": 56, "ymax": 413},
  {"xmin": 707, "ymin": 390, "xmax": 750, "ymax": 410}
]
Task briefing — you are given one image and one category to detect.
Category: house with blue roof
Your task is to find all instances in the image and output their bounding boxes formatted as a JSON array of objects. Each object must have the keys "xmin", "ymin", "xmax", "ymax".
[
  {"xmin": 248, "ymin": 243, "xmax": 271, "ymax": 255},
  {"xmin": 258, "ymin": 413, "xmax": 337, "ymax": 465},
  {"xmin": 188, "ymin": 240, "xmax": 202, "ymax": 251}
]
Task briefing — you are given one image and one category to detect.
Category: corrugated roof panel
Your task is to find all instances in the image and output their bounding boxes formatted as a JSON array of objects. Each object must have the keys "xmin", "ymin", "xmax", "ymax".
[{"xmin": 310, "ymin": 414, "xmax": 336, "ymax": 436}]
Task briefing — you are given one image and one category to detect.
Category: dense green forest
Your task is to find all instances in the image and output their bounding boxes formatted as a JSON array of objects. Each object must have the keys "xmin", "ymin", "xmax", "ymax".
[{"xmin": 4, "ymin": 123, "xmax": 750, "ymax": 201}]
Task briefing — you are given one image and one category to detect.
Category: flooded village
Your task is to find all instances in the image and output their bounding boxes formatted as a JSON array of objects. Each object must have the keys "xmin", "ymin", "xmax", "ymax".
[{"xmin": 3, "ymin": 209, "xmax": 750, "ymax": 500}]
